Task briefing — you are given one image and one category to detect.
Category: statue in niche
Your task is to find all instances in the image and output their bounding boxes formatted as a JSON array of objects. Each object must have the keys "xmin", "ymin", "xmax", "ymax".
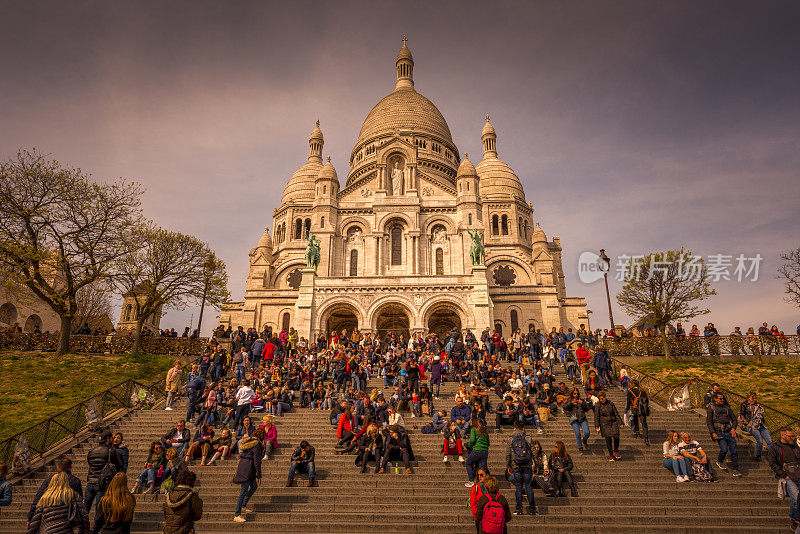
[{"xmin": 391, "ymin": 162, "xmax": 404, "ymax": 196}]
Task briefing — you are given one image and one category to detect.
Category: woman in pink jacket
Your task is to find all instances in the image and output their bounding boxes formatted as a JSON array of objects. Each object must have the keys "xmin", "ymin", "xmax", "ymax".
[{"xmin": 260, "ymin": 415, "xmax": 278, "ymax": 460}]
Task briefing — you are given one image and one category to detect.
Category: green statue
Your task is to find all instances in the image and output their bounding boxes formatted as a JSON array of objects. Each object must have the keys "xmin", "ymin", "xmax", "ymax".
[
  {"xmin": 304, "ymin": 232, "xmax": 321, "ymax": 271},
  {"xmin": 468, "ymin": 229, "xmax": 484, "ymax": 266}
]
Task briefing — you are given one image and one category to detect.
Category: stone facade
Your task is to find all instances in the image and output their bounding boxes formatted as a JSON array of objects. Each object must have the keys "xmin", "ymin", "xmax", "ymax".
[
  {"xmin": 117, "ymin": 284, "xmax": 162, "ymax": 332},
  {"xmin": 218, "ymin": 41, "xmax": 588, "ymax": 340}
]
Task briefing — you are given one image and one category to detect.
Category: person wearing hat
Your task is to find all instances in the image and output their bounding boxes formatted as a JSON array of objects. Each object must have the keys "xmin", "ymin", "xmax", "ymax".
[
  {"xmin": 85, "ymin": 431, "xmax": 123, "ymax": 518},
  {"xmin": 430, "ymin": 355, "xmax": 443, "ymax": 399}
]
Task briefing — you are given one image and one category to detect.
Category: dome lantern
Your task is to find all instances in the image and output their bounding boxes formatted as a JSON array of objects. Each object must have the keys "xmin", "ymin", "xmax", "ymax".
[
  {"xmin": 395, "ymin": 36, "xmax": 414, "ymax": 91},
  {"xmin": 308, "ymin": 120, "xmax": 324, "ymax": 163},
  {"xmin": 481, "ymin": 114, "xmax": 497, "ymax": 157}
]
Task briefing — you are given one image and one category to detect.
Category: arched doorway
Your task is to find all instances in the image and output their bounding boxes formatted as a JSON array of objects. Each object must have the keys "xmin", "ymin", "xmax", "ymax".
[
  {"xmin": 24, "ymin": 315, "xmax": 42, "ymax": 332},
  {"xmin": 427, "ymin": 304, "xmax": 462, "ymax": 337},
  {"xmin": 0, "ymin": 303, "xmax": 17, "ymax": 325},
  {"xmin": 325, "ymin": 304, "xmax": 359, "ymax": 337},
  {"xmin": 374, "ymin": 303, "xmax": 410, "ymax": 342}
]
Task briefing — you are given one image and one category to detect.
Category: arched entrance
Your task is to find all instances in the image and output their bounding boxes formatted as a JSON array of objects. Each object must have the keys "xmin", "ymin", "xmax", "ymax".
[
  {"xmin": 325, "ymin": 303, "xmax": 360, "ymax": 337},
  {"xmin": 427, "ymin": 304, "xmax": 462, "ymax": 337},
  {"xmin": 374, "ymin": 303, "xmax": 410, "ymax": 341},
  {"xmin": 24, "ymin": 315, "xmax": 42, "ymax": 332},
  {"xmin": 0, "ymin": 303, "xmax": 17, "ymax": 325}
]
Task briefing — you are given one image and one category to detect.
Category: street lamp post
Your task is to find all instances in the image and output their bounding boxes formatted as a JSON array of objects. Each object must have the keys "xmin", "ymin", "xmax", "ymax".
[{"xmin": 599, "ymin": 249, "xmax": 615, "ymax": 332}]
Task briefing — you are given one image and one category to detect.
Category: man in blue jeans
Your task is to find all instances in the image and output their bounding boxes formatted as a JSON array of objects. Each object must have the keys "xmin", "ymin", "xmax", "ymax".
[
  {"xmin": 287, "ymin": 441, "xmax": 316, "ymax": 487},
  {"xmin": 506, "ymin": 421, "xmax": 538, "ymax": 515},
  {"xmin": 706, "ymin": 392, "xmax": 742, "ymax": 477},
  {"xmin": 767, "ymin": 427, "xmax": 800, "ymax": 531},
  {"xmin": 739, "ymin": 392, "xmax": 773, "ymax": 461}
]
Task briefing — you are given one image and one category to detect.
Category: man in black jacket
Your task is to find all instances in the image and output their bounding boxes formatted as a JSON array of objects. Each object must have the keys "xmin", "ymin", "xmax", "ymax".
[
  {"xmin": 495, "ymin": 396, "xmax": 518, "ymax": 433},
  {"xmin": 161, "ymin": 420, "xmax": 191, "ymax": 458},
  {"xmin": 287, "ymin": 441, "xmax": 316, "ymax": 487},
  {"xmin": 766, "ymin": 427, "xmax": 800, "ymax": 529},
  {"xmin": 27, "ymin": 457, "xmax": 82, "ymax": 525},
  {"xmin": 85, "ymin": 431, "xmax": 123, "ymax": 518},
  {"xmin": 706, "ymin": 392, "xmax": 741, "ymax": 477}
]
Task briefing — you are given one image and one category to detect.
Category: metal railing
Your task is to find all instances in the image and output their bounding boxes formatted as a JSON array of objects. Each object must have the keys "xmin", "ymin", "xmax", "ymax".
[
  {"xmin": 0, "ymin": 356, "xmax": 198, "ymax": 468},
  {"xmin": 601, "ymin": 334, "xmax": 800, "ymax": 359},
  {"xmin": 0, "ymin": 332, "xmax": 208, "ymax": 355},
  {"xmin": 610, "ymin": 357, "xmax": 800, "ymax": 436}
]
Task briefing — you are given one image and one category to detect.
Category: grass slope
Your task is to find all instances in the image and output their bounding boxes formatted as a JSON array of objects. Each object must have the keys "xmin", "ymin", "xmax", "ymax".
[
  {"xmin": 0, "ymin": 351, "xmax": 174, "ymax": 440},
  {"xmin": 632, "ymin": 359, "xmax": 800, "ymax": 419}
]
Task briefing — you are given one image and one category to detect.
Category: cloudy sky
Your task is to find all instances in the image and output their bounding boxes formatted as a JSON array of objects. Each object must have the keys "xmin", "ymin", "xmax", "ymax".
[{"xmin": 2, "ymin": 1, "xmax": 799, "ymax": 335}]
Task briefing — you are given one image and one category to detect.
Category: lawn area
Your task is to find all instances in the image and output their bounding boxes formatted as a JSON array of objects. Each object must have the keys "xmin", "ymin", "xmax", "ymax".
[
  {"xmin": 0, "ymin": 351, "xmax": 174, "ymax": 440},
  {"xmin": 631, "ymin": 358, "xmax": 800, "ymax": 419}
]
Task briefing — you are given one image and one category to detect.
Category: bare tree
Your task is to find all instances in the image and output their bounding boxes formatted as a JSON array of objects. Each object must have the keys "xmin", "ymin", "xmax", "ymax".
[
  {"xmin": 778, "ymin": 247, "xmax": 800, "ymax": 308},
  {"xmin": 73, "ymin": 280, "xmax": 113, "ymax": 332},
  {"xmin": 616, "ymin": 249, "xmax": 716, "ymax": 359},
  {"xmin": 196, "ymin": 252, "xmax": 231, "ymax": 336},
  {"xmin": 112, "ymin": 222, "xmax": 229, "ymax": 355},
  {"xmin": 0, "ymin": 149, "xmax": 141, "ymax": 355}
]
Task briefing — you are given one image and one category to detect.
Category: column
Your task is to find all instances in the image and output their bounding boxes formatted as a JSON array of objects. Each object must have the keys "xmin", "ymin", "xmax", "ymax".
[{"xmin": 375, "ymin": 236, "xmax": 381, "ymax": 275}]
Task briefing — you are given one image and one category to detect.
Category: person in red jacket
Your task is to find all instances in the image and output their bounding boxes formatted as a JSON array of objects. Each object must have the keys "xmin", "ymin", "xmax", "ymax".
[
  {"xmin": 261, "ymin": 340, "xmax": 276, "ymax": 364},
  {"xmin": 335, "ymin": 406, "xmax": 356, "ymax": 447},
  {"xmin": 469, "ymin": 466, "xmax": 490, "ymax": 533},
  {"xmin": 575, "ymin": 343, "xmax": 592, "ymax": 384}
]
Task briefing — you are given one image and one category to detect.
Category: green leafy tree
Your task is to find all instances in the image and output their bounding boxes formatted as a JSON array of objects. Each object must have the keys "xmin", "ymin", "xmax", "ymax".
[
  {"xmin": 112, "ymin": 222, "xmax": 229, "ymax": 355},
  {"xmin": 0, "ymin": 149, "xmax": 141, "ymax": 355},
  {"xmin": 616, "ymin": 249, "xmax": 716, "ymax": 359}
]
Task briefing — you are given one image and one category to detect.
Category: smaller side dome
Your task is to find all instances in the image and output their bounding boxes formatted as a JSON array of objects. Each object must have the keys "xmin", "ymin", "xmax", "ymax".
[
  {"xmin": 531, "ymin": 222, "xmax": 547, "ymax": 243},
  {"xmin": 258, "ymin": 227, "xmax": 273, "ymax": 249},
  {"xmin": 317, "ymin": 155, "xmax": 338, "ymax": 182},
  {"xmin": 457, "ymin": 152, "xmax": 477, "ymax": 177}
]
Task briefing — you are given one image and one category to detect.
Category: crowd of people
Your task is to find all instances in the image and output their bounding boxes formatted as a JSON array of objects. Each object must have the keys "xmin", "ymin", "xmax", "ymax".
[{"xmin": 5, "ymin": 321, "xmax": 800, "ymax": 533}]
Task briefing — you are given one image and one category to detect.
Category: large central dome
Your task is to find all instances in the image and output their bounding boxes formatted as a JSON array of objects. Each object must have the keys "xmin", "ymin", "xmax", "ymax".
[
  {"xmin": 347, "ymin": 41, "xmax": 460, "ymax": 185},
  {"xmin": 355, "ymin": 88, "xmax": 454, "ymax": 147}
]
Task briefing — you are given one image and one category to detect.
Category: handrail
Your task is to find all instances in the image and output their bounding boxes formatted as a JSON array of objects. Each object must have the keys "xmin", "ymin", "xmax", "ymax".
[
  {"xmin": 609, "ymin": 357, "xmax": 800, "ymax": 436},
  {"xmin": 0, "ymin": 332, "xmax": 209, "ymax": 355},
  {"xmin": 0, "ymin": 356, "xmax": 199, "ymax": 468},
  {"xmin": 601, "ymin": 334, "xmax": 800, "ymax": 359}
]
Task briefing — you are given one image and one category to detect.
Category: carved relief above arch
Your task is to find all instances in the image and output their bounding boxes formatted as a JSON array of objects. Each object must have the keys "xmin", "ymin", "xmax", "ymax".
[
  {"xmin": 272, "ymin": 260, "xmax": 307, "ymax": 289},
  {"xmin": 485, "ymin": 255, "xmax": 535, "ymax": 286}
]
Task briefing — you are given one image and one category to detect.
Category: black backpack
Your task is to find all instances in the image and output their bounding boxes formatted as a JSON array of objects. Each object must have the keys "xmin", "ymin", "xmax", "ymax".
[{"xmin": 511, "ymin": 434, "xmax": 532, "ymax": 466}]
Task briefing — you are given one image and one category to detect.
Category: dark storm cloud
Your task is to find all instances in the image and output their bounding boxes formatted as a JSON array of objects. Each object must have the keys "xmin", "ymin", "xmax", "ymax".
[{"xmin": 1, "ymin": 1, "xmax": 798, "ymax": 333}]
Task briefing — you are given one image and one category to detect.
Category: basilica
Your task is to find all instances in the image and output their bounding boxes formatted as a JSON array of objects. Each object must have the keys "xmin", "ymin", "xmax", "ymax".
[{"xmin": 218, "ymin": 41, "xmax": 588, "ymax": 340}]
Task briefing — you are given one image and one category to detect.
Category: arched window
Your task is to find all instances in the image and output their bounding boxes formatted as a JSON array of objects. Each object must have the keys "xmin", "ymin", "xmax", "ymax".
[
  {"xmin": 519, "ymin": 217, "xmax": 523, "ymax": 236},
  {"xmin": 323, "ymin": 185, "xmax": 327, "ymax": 194},
  {"xmin": 282, "ymin": 312, "xmax": 290, "ymax": 332},
  {"xmin": 391, "ymin": 225, "xmax": 402, "ymax": 265},
  {"xmin": 468, "ymin": 213, "xmax": 472, "ymax": 226},
  {"xmin": 501, "ymin": 215, "xmax": 509, "ymax": 235},
  {"xmin": 295, "ymin": 219, "xmax": 303, "ymax": 239},
  {"xmin": 435, "ymin": 248, "xmax": 444, "ymax": 276},
  {"xmin": 350, "ymin": 249, "xmax": 358, "ymax": 277},
  {"xmin": 510, "ymin": 310, "xmax": 519, "ymax": 332},
  {"xmin": 304, "ymin": 219, "xmax": 311, "ymax": 238},
  {"xmin": 321, "ymin": 216, "xmax": 325, "ymax": 229},
  {"xmin": 492, "ymin": 215, "xmax": 499, "ymax": 236}
]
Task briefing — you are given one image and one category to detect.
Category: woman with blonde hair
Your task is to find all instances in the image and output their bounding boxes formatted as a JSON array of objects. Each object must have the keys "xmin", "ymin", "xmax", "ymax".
[
  {"xmin": 165, "ymin": 360, "xmax": 182, "ymax": 411},
  {"xmin": 26, "ymin": 471, "xmax": 89, "ymax": 533},
  {"xmin": 92, "ymin": 472, "xmax": 136, "ymax": 533},
  {"xmin": 663, "ymin": 429, "xmax": 689, "ymax": 482}
]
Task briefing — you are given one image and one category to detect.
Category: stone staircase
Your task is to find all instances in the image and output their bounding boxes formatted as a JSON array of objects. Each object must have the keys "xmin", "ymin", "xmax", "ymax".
[{"xmin": 0, "ymin": 366, "xmax": 786, "ymax": 533}]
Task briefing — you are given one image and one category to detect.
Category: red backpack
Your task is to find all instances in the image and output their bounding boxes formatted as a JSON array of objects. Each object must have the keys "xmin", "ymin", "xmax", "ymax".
[{"xmin": 480, "ymin": 492, "xmax": 506, "ymax": 534}]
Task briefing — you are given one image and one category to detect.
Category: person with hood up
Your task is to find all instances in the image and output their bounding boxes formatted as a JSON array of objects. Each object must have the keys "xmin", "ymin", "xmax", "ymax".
[
  {"xmin": 163, "ymin": 470, "xmax": 203, "ymax": 534},
  {"xmin": 233, "ymin": 428, "xmax": 264, "ymax": 523}
]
